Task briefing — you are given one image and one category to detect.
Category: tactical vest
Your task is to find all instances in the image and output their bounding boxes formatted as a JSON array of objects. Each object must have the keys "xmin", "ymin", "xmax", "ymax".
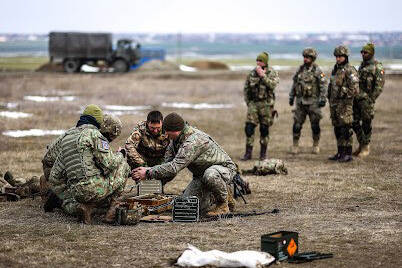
[
  {"xmin": 248, "ymin": 69, "xmax": 275, "ymax": 102},
  {"xmin": 358, "ymin": 60, "xmax": 380, "ymax": 95},
  {"xmin": 61, "ymin": 126, "xmax": 100, "ymax": 183},
  {"xmin": 295, "ymin": 64, "xmax": 319, "ymax": 98},
  {"xmin": 329, "ymin": 64, "xmax": 357, "ymax": 101}
]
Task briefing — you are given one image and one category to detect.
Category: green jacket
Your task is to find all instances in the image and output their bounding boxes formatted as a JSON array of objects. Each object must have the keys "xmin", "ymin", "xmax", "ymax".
[
  {"xmin": 244, "ymin": 66, "xmax": 279, "ymax": 105},
  {"xmin": 148, "ymin": 125, "xmax": 237, "ymax": 183},
  {"xmin": 357, "ymin": 58, "xmax": 385, "ymax": 101}
]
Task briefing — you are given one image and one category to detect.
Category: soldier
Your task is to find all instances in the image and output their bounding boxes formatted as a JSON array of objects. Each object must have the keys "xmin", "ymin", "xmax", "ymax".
[
  {"xmin": 42, "ymin": 113, "xmax": 124, "ymax": 213},
  {"xmin": 49, "ymin": 105, "xmax": 130, "ymax": 224},
  {"xmin": 352, "ymin": 43, "xmax": 385, "ymax": 157},
  {"xmin": 328, "ymin": 46, "xmax": 359, "ymax": 162},
  {"xmin": 125, "ymin": 111, "xmax": 170, "ymax": 170},
  {"xmin": 241, "ymin": 52, "xmax": 279, "ymax": 160},
  {"xmin": 133, "ymin": 113, "xmax": 237, "ymax": 216},
  {"xmin": 289, "ymin": 48, "xmax": 327, "ymax": 154}
]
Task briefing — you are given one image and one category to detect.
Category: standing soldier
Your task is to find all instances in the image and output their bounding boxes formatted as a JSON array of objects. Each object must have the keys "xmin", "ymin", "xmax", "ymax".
[
  {"xmin": 289, "ymin": 48, "xmax": 327, "ymax": 154},
  {"xmin": 241, "ymin": 52, "xmax": 279, "ymax": 160},
  {"xmin": 328, "ymin": 45, "xmax": 359, "ymax": 162},
  {"xmin": 125, "ymin": 111, "xmax": 170, "ymax": 170},
  {"xmin": 352, "ymin": 43, "xmax": 385, "ymax": 157},
  {"xmin": 49, "ymin": 105, "xmax": 131, "ymax": 224}
]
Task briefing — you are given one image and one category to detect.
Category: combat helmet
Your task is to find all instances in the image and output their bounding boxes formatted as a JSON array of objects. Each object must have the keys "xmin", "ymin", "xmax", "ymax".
[
  {"xmin": 101, "ymin": 114, "xmax": 122, "ymax": 141},
  {"xmin": 302, "ymin": 47, "xmax": 318, "ymax": 60},
  {"xmin": 333, "ymin": 45, "xmax": 350, "ymax": 57}
]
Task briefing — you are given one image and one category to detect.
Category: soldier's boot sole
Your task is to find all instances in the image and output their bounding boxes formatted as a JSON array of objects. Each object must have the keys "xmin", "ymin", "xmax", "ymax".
[
  {"xmin": 77, "ymin": 203, "xmax": 95, "ymax": 224},
  {"xmin": 353, "ymin": 145, "xmax": 362, "ymax": 156},
  {"xmin": 206, "ymin": 200, "xmax": 230, "ymax": 217},
  {"xmin": 103, "ymin": 199, "xmax": 122, "ymax": 224},
  {"xmin": 227, "ymin": 191, "xmax": 236, "ymax": 212},
  {"xmin": 338, "ymin": 155, "xmax": 353, "ymax": 163}
]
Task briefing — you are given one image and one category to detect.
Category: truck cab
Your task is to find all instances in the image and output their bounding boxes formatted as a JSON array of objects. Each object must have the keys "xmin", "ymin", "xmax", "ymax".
[{"xmin": 112, "ymin": 39, "xmax": 141, "ymax": 72}]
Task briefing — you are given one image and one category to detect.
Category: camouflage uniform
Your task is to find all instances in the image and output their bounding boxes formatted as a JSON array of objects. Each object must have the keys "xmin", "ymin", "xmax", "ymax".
[
  {"xmin": 328, "ymin": 46, "xmax": 359, "ymax": 160},
  {"xmin": 290, "ymin": 48, "xmax": 327, "ymax": 150},
  {"xmin": 353, "ymin": 58, "xmax": 385, "ymax": 148},
  {"xmin": 244, "ymin": 66, "xmax": 279, "ymax": 146},
  {"xmin": 49, "ymin": 124, "xmax": 130, "ymax": 216},
  {"xmin": 125, "ymin": 121, "xmax": 170, "ymax": 169},
  {"xmin": 147, "ymin": 124, "xmax": 237, "ymax": 214}
]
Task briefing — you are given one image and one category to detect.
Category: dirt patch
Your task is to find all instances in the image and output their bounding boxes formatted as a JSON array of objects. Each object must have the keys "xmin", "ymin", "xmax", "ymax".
[
  {"xmin": 35, "ymin": 62, "xmax": 64, "ymax": 72},
  {"xmin": 188, "ymin": 60, "xmax": 229, "ymax": 70}
]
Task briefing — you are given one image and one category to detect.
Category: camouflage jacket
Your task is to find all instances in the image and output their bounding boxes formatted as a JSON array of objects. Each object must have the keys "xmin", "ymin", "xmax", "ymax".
[
  {"xmin": 244, "ymin": 66, "xmax": 279, "ymax": 105},
  {"xmin": 328, "ymin": 63, "xmax": 359, "ymax": 104},
  {"xmin": 357, "ymin": 58, "xmax": 385, "ymax": 101},
  {"xmin": 147, "ymin": 125, "xmax": 237, "ymax": 183},
  {"xmin": 290, "ymin": 63, "xmax": 327, "ymax": 105},
  {"xmin": 125, "ymin": 121, "xmax": 170, "ymax": 169},
  {"xmin": 49, "ymin": 124, "xmax": 125, "ymax": 190}
]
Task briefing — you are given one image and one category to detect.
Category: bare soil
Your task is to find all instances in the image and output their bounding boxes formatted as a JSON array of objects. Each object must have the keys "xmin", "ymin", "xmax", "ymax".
[{"xmin": 0, "ymin": 70, "xmax": 401, "ymax": 268}]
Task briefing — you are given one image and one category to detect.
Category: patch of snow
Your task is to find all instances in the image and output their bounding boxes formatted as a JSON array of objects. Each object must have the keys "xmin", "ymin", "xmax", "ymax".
[
  {"xmin": 104, "ymin": 105, "xmax": 151, "ymax": 111},
  {"xmin": 3, "ymin": 129, "xmax": 65, "ymax": 137},
  {"xmin": 0, "ymin": 111, "xmax": 32, "ymax": 119},
  {"xmin": 81, "ymin": 64, "xmax": 100, "ymax": 72},
  {"xmin": 161, "ymin": 102, "xmax": 233, "ymax": 109},
  {"xmin": 179, "ymin": 65, "xmax": 197, "ymax": 72},
  {"xmin": 24, "ymin": 96, "xmax": 76, "ymax": 102}
]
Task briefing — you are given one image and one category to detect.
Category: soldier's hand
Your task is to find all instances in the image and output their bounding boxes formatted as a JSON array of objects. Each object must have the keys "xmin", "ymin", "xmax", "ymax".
[
  {"xmin": 256, "ymin": 66, "xmax": 265, "ymax": 77},
  {"xmin": 318, "ymin": 99, "xmax": 326, "ymax": 107},
  {"xmin": 289, "ymin": 98, "xmax": 294, "ymax": 106},
  {"xmin": 132, "ymin": 167, "xmax": 149, "ymax": 182}
]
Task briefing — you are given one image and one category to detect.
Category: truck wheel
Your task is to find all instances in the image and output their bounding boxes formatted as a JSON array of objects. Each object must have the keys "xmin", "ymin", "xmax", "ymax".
[
  {"xmin": 112, "ymin": 59, "xmax": 128, "ymax": 72},
  {"xmin": 63, "ymin": 59, "xmax": 80, "ymax": 73}
]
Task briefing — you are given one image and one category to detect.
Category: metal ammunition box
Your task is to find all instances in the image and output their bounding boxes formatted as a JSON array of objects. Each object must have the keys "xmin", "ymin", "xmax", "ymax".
[
  {"xmin": 137, "ymin": 180, "xmax": 162, "ymax": 196},
  {"xmin": 115, "ymin": 206, "xmax": 143, "ymax": 225},
  {"xmin": 261, "ymin": 231, "xmax": 299, "ymax": 261},
  {"xmin": 172, "ymin": 196, "xmax": 199, "ymax": 222}
]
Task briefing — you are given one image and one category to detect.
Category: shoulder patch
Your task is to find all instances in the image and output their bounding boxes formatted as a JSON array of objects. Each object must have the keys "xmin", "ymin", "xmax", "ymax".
[{"xmin": 98, "ymin": 139, "xmax": 110, "ymax": 152}]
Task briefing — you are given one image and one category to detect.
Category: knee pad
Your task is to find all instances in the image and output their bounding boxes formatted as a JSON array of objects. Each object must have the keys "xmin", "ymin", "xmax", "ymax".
[
  {"xmin": 260, "ymin": 124, "xmax": 269, "ymax": 137},
  {"xmin": 245, "ymin": 122, "xmax": 256, "ymax": 137},
  {"xmin": 293, "ymin": 123, "xmax": 302, "ymax": 134},
  {"xmin": 311, "ymin": 122, "xmax": 320, "ymax": 136}
]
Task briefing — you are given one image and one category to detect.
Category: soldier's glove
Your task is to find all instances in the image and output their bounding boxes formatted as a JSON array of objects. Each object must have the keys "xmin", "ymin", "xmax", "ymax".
[
  {"xmin": 318, "ymin": 99, "xmax": 326, "ymax": 108},
  {"xmin": 289, "ymin": 98, "xmax": 294, "ymax": 106}
]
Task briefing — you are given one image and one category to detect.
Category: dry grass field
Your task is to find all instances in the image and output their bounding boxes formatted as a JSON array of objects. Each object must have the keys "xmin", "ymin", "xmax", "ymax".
[{"xmin": 0, "ymin": 68, "xmax": 401, "ymax": 267}]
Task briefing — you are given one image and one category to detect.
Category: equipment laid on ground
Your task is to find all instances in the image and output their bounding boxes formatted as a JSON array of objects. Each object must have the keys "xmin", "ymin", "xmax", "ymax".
[
  {"xmin": 261, "ymin": 231, "xmax": 299, "ymax": 261},
  {"xmin": 115, "ymin": 203, "xmax": 143, "ymax": 225},
  {"xmin": 49, "ymin": 32, "xmax": 141, "ymax": 73},
  {"xmin": 137, "ymin": 180, "xmax": 163, "ymax": 196},
  {"xmin": 173, "ymin": 196, "xmax": 199, "ymax": 222},
  {"xmin": 288, "ymin": 251, "xmax": 334, "ymax": 263}
]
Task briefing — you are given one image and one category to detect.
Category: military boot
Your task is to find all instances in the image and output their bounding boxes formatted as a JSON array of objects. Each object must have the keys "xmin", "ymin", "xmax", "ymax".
[
  {"xmin": 328, "ymin": 146, "xmax": 341, "ymax": 161},
  {"xmin": 3, "ymin": 171, "xmax": 25, "ymax": 187},
  {"xmin": 240, "ymin": 145, "xmax": 253, "ymax": 161},
  {"xmin": 259, "ymin": 144, "xmax": 268, "ymax": 160},
  {"xmin": 358, "ymin": 144, "xmax": 370, "ymax": 157},
  {"xmin": 103, "ymin": 199, "xmax": 122, "ymax": 224},
  {"xmin": 290, "ymin": 139, "xmax": 299, "ymax": 154},
  {"xmin": 312, "ymin": 140, "xmax": 320, "ymax": 154},
  {"xmin": 353, "ymin": 144, "xmax": 362, "ymax": 156},
  {"xmin": 77, "ymin": 203, "xmax": 95, "ymax": 224},
  {"xmin": 227, "ymin": 191, "xmax": 236, "ymax": 212},
  {"xmin": 206, "ymin": 199, "xmax": 229, "ymax": 217},
  {"xmin": 338, "ymin": 146, "xmax": 353, "ymax": 162},
  {"xmin": 43, "ymin": 190, "xmax": 62, "ymax": 212}
]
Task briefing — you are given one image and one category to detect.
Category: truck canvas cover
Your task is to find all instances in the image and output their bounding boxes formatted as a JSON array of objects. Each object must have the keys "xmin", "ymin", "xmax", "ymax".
[{"xmin": 49, "ymin": 32, "xmax": 113, "ymax": 59}]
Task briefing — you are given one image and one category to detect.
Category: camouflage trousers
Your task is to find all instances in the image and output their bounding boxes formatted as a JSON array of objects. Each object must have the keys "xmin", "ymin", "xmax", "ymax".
[
  {"xmin": 245, "ymin": 101, "xmax": 273, "ymax": 146},
  {"xmin": 292, "ymin": 101, "xmax": 322, "ymax": 142},
  {"xmin": 62, "ymin": 160, "xmax": 130, "ymax": 216},
  {"xmin": 330, "ymin": 100, "xmax": 354, "ymax": 147},
  {"xmin": 352, "ymin": 97, "xmax": 375, "ymax": 146},
  {"xmin": 183, "ymin": 165, "xmax": 235, "ymax": 215}
]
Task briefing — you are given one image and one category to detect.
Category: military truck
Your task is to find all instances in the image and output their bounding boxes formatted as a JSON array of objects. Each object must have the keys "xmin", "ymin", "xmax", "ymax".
[{"xmin": 49, "ymin": 32, "xmax": 141, "ymax": 73}]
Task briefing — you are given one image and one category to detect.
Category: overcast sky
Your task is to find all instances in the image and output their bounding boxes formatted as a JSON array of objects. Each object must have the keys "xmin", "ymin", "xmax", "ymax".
[{"xmin": 1, "ymin": 0, "xmax": 401, "ymax": 33}]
